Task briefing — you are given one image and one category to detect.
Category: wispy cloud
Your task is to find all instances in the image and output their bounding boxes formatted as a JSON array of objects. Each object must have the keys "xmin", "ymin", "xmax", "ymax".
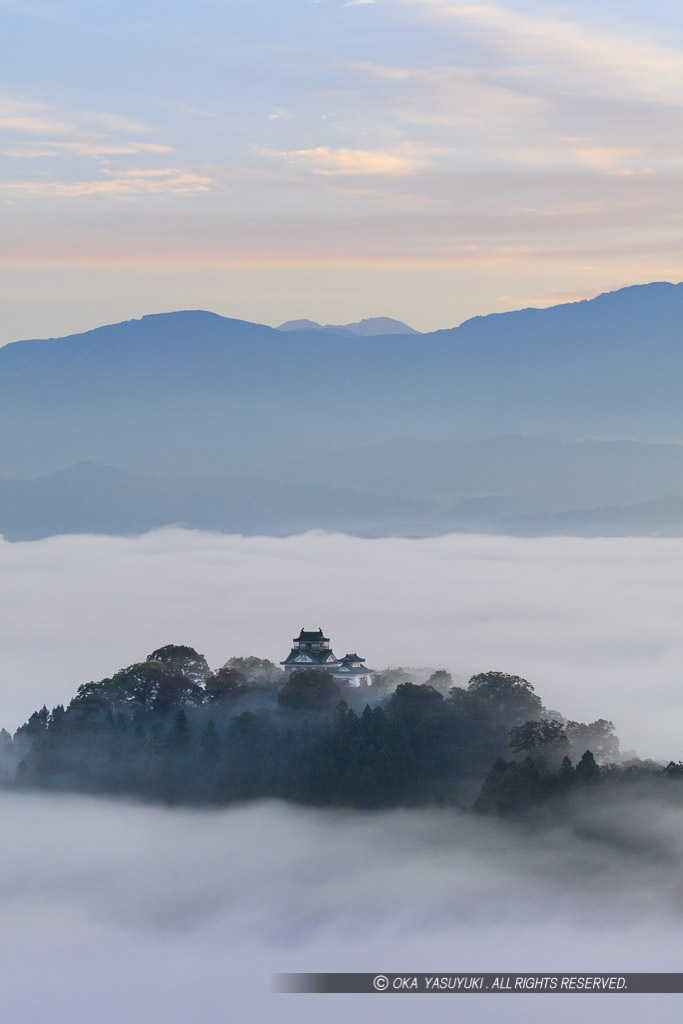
[
  {"xmin": 500, "ymin": 139, "xmax": 650, "ymax": 176},
  {"xmin": 0, "ymin": 97, "xmax": 152, "ymax": 137},
  {"xmin": 404, "ymin": 0, "xmax": 683, "ymax": 106},
  {"xmin": 0, "ymin": 95, "xmax": 164, "ymax": 160},
  {"xmin": 340, "ymin": 13, "xmax": 683, "ymax": 179},
  {"xmin": 343, "ymin": 58, "xmax": 414, "ymax": 82},
  {"xmin": 259, "ymin": 145, "xmax": 437, "ymax": 175},
  {"xmin": 0, "ymin": 94, "xmax": 201, "ymax": 197},
  {"xmin": 156, "ymin": 101, "xmax": 217, "ymax": 121},
  {"xmin": 81, "ymin": 111, "xmax": 152, "ymax": 133},
  {"xmin": 0, "ymin": 113, "xmax": 73, "ymax": 134},
  {"xmin": 4, "ymin": 141, "xmax": 172, "ymax": 159},
  {"xmin": 3, "ymin": 168, "xmax": 214, "ymax": 197},
  {"xmin": 347, "ymin": 58, "xmax": 546, "ymax": 129},
  {"xmin": 3, "ymin": 2, "xmax": 682, "ymax": 330}
]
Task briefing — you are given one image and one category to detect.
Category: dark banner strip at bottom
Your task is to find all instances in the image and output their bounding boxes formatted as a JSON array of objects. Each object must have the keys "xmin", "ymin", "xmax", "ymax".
[{"xmin": 276, "ymin": 973, "xmax": 683, "ymax": 994}]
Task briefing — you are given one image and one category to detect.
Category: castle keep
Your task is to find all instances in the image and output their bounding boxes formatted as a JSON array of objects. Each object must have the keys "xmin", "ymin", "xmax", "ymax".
[{"xmin": 280, "ymin": 628, "xmax": 374, "ymax": 688}]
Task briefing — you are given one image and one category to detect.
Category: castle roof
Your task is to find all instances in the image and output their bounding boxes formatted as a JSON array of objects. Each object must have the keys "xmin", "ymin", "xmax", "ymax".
[
  {"xmin": 294, "ymin": 628, "xmax": 329, "ymax": 643},
  {"xmin": 281, "ymin": 649, "xmax": 338, "ymax": 667}
]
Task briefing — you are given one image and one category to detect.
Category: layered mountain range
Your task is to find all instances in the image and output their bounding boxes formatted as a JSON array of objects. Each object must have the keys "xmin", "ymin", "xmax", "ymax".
[{"xmin": 1, "ymin": 282, "xmax": 682, "ymax": 538}]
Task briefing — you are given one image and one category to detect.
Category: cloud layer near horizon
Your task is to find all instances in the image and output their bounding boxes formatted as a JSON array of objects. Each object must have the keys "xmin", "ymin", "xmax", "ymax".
[{"xmin": 1, "ymin": 529, "xmax": 681, "ymax": 760}]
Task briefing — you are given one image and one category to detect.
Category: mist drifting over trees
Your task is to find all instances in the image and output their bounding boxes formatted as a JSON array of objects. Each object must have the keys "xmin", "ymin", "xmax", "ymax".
[{"xmin": 3, "ymin": 642, "xmax": 679, "ymax": 816}]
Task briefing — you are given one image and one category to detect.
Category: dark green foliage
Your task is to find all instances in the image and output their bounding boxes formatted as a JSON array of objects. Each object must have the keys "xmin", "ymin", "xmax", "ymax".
[
  {"xmin": 389, "ymin": 682, "xmax": 444, "ymax": 717},
  {"xmin": 76, "ymin": 660, "xmax": 204, "ymax": 715},
  {"xmin": 48, "ymin": 706, "xmax": 66, "ymax": 731},
  {"xmin": 220, "ymin": 710, "xmax": 280, "ymax": 800},
  {"xmin": 575, "ymin": 749, "xmax": 601, "ymax": 785},
  {"xmin": 6, "ymin": 645, "xmax": 676, "ymax": 814},
  {"xmin": 223, "ymin": 657, "xmax": 282, "ymax": 688},
  {"xmin": 467, "ymin": 671, "xmax": 543, "ymax": 723},
  {"xmin": 15, "ymin": 706, "xmax": 50, "ymax": 739},
  {"xmin": 371, "ymin": 667, "xmax": 414, "ymax": 698},
  {"xmin": 0, "ymin": 728, "xmax": 16, "ymax": 782},
  {"xmin": 204, "ymin": 667, "xmax": 248, "ymax": 702},
  {"xmin": 425, "ymin": 670, "xmax": 454, "ymax": 693},
  {"xmin": 509, "ymin": 719, "xmax": 568, "ymax": 765},
  {"xmin": 201, "ymin": 719, "xmax": 219, "ymax": 758},
  {"xmin": 167, "ymin": 710, "xmax": 191, "ymax": 752},
  {"xmin": 509, "ymin": 719, "xmax": 567, "ymax": 752},
  {"xmin": 277, "ymin": 669, "xmax": 341, "ymax": 711},
  {"xmin": 474, "ymin": 748, "xmax": 609, "ymax": 814},
  {"xmin": 474, "ymin": 757, "xmax": 543, "ymax": 814},
  {"xmin": 146, "ymin": 645, "xmax": 210, "ymax": 684},
  {"xmin": 564, "ymin": 719, "xmax": 619, "ymax": 763},
  {"xmin": 558, "ymin": 755, "xmax": 575, "ymax": 786}
]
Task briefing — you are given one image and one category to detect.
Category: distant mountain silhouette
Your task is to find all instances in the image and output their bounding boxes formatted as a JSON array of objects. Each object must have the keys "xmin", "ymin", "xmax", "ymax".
[
  {"xmin": 1, "ymin": 454, "xmax": 681, "ymax": 540},
  {"xmin": 276, "ymin": 316, "xmax": 420, "ymax": 335},
  {"xmin": 274, "ymin": 436, "xmax": 683, "ymax": 507},
  {"xmin": 1, "ymin": 282, "xmax": 682, "ymax": 481},
  {"xmin": 0, "ymin": 461, "xmax": 431, "ymax": 541},
  {"xmin": 502, "ymin": 495, "xmax": 683, "ymax": 537}
]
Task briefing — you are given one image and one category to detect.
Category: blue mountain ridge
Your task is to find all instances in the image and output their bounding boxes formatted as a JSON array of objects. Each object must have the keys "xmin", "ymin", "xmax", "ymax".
[{"xmin": 1, "ymin": 282, "xmax": 681, "ymax": 479}]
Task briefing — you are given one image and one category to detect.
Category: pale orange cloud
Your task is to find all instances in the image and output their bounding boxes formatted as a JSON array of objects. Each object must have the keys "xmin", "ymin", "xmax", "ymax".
[
  {"xmin": 0, "ymin": 114, "xmax": 74, "ymax": 134},
  {"xmin": 260, "ymin": 145, "xmax": 433, "ymax": 175},
  {"xmin": 3, "ymin": 168, "xmax": 214, "ymax": 197},
  {"xmin": 4, "ymin": 141, "xmax": 173, "ymax": 158}
]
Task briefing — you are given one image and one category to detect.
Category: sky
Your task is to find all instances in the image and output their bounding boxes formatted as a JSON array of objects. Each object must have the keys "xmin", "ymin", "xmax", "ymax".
[
  {"xmin": 2, "ymin": 529, "xmax": 682, "ymax": 760},
  {"xmin": 2, "ymin": 0, "xmax": 683, "ymax": 342}
]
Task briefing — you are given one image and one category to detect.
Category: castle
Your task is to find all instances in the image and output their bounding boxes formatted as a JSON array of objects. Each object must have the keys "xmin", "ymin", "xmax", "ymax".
[{"xmin": 280, "ymin": 628, "xmax": 374, "ymax": 688}]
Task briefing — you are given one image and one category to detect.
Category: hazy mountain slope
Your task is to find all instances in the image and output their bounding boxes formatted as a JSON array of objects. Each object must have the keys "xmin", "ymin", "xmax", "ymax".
[
  {"xmin": 1, "ymin": 282, "xmax": 682, "ymax": 479},
  {"xmin": 1, "ymin": 459, "xmax": 682, "ymax": 540},
  {"xmin": 0, "ymin": 462, "xmax": 433, "ymax": 541},
  {"xmin": 500, "ymin": 495, "xmax": 683, "ymax": 537},
  {"xmin": 273, "ymin": 436, "xmax": 683, "ymax": 508}
]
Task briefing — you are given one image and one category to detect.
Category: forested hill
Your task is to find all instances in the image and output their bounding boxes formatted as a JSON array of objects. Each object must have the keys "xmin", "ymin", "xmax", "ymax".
[
  {"xmin": 1, "ymin": 645, "xmax": 680, "ymax": 812},
  {"xmin": 1, "ymin": 282, "xmax": 682, "ymax": 479}
]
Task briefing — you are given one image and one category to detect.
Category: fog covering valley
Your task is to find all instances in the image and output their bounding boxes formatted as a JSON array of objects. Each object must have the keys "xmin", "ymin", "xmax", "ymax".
[
  {"xmin": 5, "ymin": 0, "xmax": 683, "ymax": 1010},
  {"xmin": 1, "ymin": 788, "xmax": 682, "ymax": 1024},
  {"xmin": 2, "ymin": 284, "xmax": 683, "ymax": 1021},
  {"xmin": 1, "ymin": 530, "xmax": 681, "ymax": 763}
]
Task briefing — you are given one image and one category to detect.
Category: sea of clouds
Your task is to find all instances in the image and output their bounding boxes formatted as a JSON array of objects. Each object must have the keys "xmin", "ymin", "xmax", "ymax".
[
  {"xmin": 1, "ymin": 790, "xmax": 682, "ymax": 1024},
  {"xmin": 1, "ymin": 529, "xmax": 682, "ymax": 758},
  {"xmin": 1, "ymin": 529, "xmax": 683, "ymax": 1023}
]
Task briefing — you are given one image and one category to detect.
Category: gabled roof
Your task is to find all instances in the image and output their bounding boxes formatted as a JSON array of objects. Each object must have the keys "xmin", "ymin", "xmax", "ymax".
[
  {"xmin": 340, "ymin": 653, "xmax": 365, "ymax": 664},
  {"xmin": 295, "ymin": 627, "xmax": 329, "ymax": 643},
  {"xmin": 281, "ymin": 648, "xmax": 339, "ymax": 667}
]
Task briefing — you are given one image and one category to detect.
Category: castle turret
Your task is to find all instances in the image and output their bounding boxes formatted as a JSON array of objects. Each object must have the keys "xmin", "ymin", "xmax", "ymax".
[
  {"xmin": 280, "ymin": 628, "xmax": 339, "ymax": 674},
  {"xmin": 280, "ymin": 630, "xmax": 374, "ymax": 687},
  {"xmin": 334, "ymin": 653, "xmax": 374, "ymax": 687}
]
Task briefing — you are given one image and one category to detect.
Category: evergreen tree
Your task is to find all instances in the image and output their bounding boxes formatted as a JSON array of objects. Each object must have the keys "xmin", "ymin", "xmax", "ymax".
[{"xmin": 575, "ymin": 749, "xmax": 601, "ymax": 785}]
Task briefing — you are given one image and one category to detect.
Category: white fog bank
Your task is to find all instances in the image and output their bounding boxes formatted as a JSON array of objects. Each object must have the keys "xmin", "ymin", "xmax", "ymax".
[
  {"xmin": 1, "ymin": 530, "xmax": 682, "ymax": 759},
  {"xmin": 0, "ymin": 792, "xmax": 682, "ymax": 1024}
]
